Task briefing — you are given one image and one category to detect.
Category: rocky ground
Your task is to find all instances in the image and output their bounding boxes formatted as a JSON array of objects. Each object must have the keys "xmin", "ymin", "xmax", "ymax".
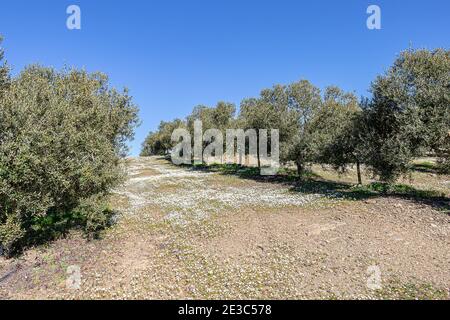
[{"xmin": 0, "ymin": 157, "xmax": 449, "ymax": 299}]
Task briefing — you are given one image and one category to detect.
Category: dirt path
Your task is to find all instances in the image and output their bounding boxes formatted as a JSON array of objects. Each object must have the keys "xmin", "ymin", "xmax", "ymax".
[{"xmin": 1, "ymin": 157, "xmax": 449, "ymax": 299}]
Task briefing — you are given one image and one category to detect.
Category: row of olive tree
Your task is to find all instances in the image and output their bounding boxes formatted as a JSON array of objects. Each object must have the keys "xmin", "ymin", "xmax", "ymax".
[
  {"xmin": 141, "ymin": 48, "xmax": 449, "ymax": 183},
  {"xmin": 326, "ymin": 49, "xmax": 449, "ymax": 182},
  {"xmin": 141, "ymin": 83, "xmax": 361, "ymax": 176},
  {"xmin": 0, "ymin": 38, "xmax": 140, "ymax": 255}
]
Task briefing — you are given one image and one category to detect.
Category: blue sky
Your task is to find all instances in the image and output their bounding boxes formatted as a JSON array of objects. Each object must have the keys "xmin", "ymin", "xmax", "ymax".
[{"xmin": 0, "ymin": 0, "xmax": 449, "ymax": 155}]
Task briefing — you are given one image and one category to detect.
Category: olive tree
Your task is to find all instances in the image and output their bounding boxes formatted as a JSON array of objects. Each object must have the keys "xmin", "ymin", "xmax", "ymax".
[
  {"xmin": 285, "ymin": 80, "xmax": 323, "ymax": 176},
  {"xmin": 140, "ymin": 131, "xmax": 164, "ymax": 156},
  {"xmin": 320, "ymin": 98, "xmax": 368, "ymax": 185},
  {"xmin": 364, "ymin": 48, "xmax": 450, "ymax": 181},
  {"xmin": 186, "ymin": 102, "xmax": 236, "ymax": 134},
  {"xmin": 239, "ymin": 85, "xmax": 298, "ymax": 169},
  {"xmin": 141, "ymin": 119, "xmax": 186, "ymax": 156},
  {"xmin": 0, "ymin": 36, "xmax": 9, "ymax": 96},
  {"xmin": 186, "ymin": 102, "xmax": 236, "ymax": 162},
  {"xmin": 0, "ymin": 64, "xmax": 139, "ymax": 255}
]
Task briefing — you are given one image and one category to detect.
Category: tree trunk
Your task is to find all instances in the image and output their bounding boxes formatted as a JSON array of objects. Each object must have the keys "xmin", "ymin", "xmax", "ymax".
[
  {"xmin": 257, "ymin": 131, "xmax": 261, "ymax": 169},
  {"xmin": 356, "ymin": 160, "xmax": 362, "ymax": 185},
  {"xmin": 296, "ymin": 159, "xmax": 304, "ymax": 180}
]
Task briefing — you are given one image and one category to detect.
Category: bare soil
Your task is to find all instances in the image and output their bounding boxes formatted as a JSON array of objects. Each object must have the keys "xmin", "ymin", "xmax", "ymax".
[{"xmin": 1, "ymin": 157, "xmax": 449, "ymax": 300}]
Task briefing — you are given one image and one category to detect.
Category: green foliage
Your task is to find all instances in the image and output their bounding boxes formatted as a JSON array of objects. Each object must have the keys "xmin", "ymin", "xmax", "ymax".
[
  {"xmin": 0, "ymin": 216, "xmax": 25, "ymax": 255},
  {"xmin": 141, "ymin": 102, "xmax": 236, "ymax": 157},
  {"xmin": 140, "ymin": 131, "xmax": 163, "ymax": 156},
  {"xmin": 363, "ymin": 48, "xmax": 450, "ymax": 182},
  {"xmin": 284, "ymin": 80, "xmax": 322, "ymax": 172},
  {"xmin": 240, "ymin": 84, "xmax": 300, "ymax": 165},
  {"xmin": 0, "ymin": 58, "xmax": 139, "ymax": 255},
  {"xmin": 352, "ymin": 182, "xmax": 446, "ymax": 199},
  {"xmin": 309, "ymin": 87, "xmax": 361, "ymax": 167},
  {"xmin": 241, "ymin": 81, "xmax": 360, "ymax": 177},
  {"xmin": 187, "ymin": 102, "xmax": 236, "ymax": 134},
  {"xmin": 142, "ymin": 48, "xmax": 449, "ymax": 186},
  {"xmin": 0, "ymin": 36, "xmax": 10, "ymax": 94},
  {"xmin": 436, "ymin": 135, "xmax": 450, "ymax": 174},
  {"xmin": 141, "ymin": 119, "xmax": 186, "ymax": 156},
  {"xmin": 70, "ymin": 195, "xmax": 115, "ymax": 236}
]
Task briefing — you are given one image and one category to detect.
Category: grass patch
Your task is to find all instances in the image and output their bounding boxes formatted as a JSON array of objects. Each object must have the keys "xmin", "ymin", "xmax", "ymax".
[
  {"xmin": 352, "ymin": 182, "xmax": 447, "ymax": 199},
  {"xmin": 411, "ymin": 160, "xmax": 439, "ymax": 173},
  {"xmin": 169, "ymin": 160, "xmax": 449, "ymax": 213},
  {"xmin": 374, "ymin": 279, "xmax": 448, "ymax": 300}
]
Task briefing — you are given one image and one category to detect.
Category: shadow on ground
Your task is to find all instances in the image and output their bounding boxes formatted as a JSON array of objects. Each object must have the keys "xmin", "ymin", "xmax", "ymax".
[
  {"xmin": 1, "ymin": 207, "xmax": 119, "ymax": 258},
  {"xmin": 164, "ymin": 158, "xmax": 449, "ymax": 214}
]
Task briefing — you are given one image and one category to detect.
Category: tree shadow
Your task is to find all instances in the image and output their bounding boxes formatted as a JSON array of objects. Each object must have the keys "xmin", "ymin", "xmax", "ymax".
[
  {"xmin": 2, "ymin": 207, "xmax": 119, "ymax": 258},
  {"xmin": 183, "ymin": 162, "xmax": 449, "ymax": 214},
  {"xmin": 411, "ymin": 162, "xmax": 440, "ymax": 174}
]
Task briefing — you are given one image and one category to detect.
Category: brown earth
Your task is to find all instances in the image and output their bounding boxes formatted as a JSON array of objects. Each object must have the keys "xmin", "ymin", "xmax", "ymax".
[{"xmin": 0, "ymin": 157, "xmax": 449, "ymax": 299}]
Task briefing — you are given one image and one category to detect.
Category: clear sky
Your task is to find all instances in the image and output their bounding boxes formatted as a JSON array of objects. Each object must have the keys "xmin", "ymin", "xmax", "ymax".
[{"xmin": 0, "ymin": 0, "xmax": 449, "ymax": 155}]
